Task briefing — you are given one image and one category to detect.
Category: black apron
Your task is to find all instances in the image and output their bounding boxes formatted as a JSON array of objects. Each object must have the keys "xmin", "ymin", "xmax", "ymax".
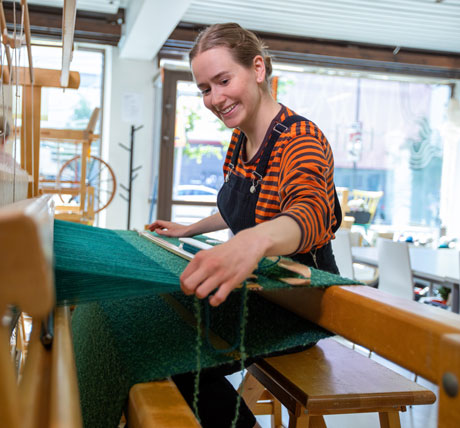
[{"xmin": 217, "ymin": 115, "xmax": 340, "ymax": 274}]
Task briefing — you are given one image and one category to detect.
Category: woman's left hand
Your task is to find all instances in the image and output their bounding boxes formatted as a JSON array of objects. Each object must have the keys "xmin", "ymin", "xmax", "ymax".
[{"xmin": 180, "ymin": 231, "xmax": 267, "ymax": 306}]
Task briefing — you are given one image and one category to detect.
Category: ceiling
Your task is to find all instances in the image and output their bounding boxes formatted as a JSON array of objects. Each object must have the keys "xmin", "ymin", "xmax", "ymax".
[
  {"xmin": 22, "ymin": 0, "xmax": 460, "ymax": 57},
  {"xmin": 181, "ymin": 0, "xmax": 460, "ymax": 54}
]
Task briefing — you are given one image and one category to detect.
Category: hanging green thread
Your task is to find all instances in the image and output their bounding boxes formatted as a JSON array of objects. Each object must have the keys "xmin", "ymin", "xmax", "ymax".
[
  {"xmin": 192, "ymin": 296, "xmax": 202, "ymax": 424},
  {"xmin": 204, "ymin": 287, "xmax": 247, "ymax": 354},
  {"xmin": 231, "ymin": 282, "xmax": 249, "ymax": 428}
]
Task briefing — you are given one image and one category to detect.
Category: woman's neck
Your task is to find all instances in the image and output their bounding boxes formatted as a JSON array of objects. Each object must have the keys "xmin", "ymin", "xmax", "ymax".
[{"xmin": 241, "ymin": 94, "xmax": 281, "ymax": 160}]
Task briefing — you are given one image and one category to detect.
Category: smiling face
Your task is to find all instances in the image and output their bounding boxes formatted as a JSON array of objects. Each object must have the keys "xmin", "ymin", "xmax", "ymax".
[{"xmin": 191, "ymin": 47, "xmax": 266, "ymax": 131}]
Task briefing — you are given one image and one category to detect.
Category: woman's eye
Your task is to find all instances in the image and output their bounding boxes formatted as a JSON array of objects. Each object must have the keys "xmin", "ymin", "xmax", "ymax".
[
  {"xmin": 221, "ymin": 79, "xmax": 229, "ymax": 85},
  {"xmin": 201, "ymin": 88, "xmax": 210, "ymax": 96}
]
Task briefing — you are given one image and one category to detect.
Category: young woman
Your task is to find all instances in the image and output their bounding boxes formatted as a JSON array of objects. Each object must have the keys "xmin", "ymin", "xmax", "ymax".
[
  {"xmin": 150, "ymin": 23, "xmax": 341, "ymax": 307},
  {"xmin": 149, "ymin": 23, "xmax": 341, "ymax": 428}
]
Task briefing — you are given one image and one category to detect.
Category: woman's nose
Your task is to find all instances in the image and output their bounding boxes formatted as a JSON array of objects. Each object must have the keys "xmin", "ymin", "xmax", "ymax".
[{"xmin": 211, "ymin": 88, "xmax": 225, "ymax": 108}]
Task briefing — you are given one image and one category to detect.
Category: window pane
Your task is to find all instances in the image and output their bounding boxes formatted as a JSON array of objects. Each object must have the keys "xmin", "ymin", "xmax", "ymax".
[{"xmin": 277, "ymin": 71, "xmax": 450, "ymax": 229}]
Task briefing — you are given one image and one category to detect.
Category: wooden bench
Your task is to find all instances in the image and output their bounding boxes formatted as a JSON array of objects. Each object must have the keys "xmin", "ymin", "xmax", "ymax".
[{"xmin": 241, "ymin": 339, "xmax": 436, "ymax": 428}]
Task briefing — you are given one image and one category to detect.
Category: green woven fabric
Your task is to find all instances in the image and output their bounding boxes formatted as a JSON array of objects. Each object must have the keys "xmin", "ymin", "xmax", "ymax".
[
  {"xmin": 72, "ymin": 291, "xmax": 331, "ymax": 428},
  {"xmin": 54, "ymin": 220, "xmax": 182, "ymax": 305},
  {"xmin": 54, "ymin": 220, "xmax": 358, "ymax": 305}
]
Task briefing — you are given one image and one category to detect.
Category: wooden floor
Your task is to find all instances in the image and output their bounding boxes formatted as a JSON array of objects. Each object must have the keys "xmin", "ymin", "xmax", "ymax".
[{"xmin": 227, "ymin": 336, "xmax": 439, "ymax": 428}]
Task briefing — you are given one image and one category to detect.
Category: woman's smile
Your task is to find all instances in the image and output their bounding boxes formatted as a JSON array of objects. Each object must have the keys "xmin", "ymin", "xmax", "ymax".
[{"xmin": 217, "ymin": 102, "xmax": 238, "ymax": 121}]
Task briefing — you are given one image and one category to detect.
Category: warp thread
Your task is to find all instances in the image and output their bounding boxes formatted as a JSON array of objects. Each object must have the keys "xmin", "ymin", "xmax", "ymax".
[{"xmin": 191, "ymin": 282, "xmax": 249, "ymax": 427}]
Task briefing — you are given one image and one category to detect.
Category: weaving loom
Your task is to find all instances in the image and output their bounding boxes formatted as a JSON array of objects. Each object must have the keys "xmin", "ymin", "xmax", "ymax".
[
  {"xmin": 4, "ymin": 194, "xmax": 460, "ymax": 428},
  {"xmin": 0, "ymin": 4, "xmax": 460, "ymax": 428},
  {"xmin": 53, "ymin": 219, "xmax": 359, "ymax": 427}
]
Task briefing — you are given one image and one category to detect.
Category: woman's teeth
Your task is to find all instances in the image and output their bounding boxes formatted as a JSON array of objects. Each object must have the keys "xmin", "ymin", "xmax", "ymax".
[{"xmin": 221, "ymin": 104, "xmax": 236, "ymax": 115}]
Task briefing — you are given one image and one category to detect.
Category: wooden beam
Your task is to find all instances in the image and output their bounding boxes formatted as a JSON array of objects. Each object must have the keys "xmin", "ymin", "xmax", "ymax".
[
  {"xmin": 0, "ymin": 195, "xmax": 55, "ymax": 318},
  {"xmin": 262, "ymin": 286, "xmax": 460, "ymax": 384},
  {"xmin": 50, "ymin": 306, "xmax": 83, "ymax": 428},
  {"xmin": 3, "ymin": 2, "xmax": 124, "ymax": 46},
  {"xmin": 165, "ymin": 23, "xmax": 460, "ymax": 79},
  {"xmin": 0, "ymin": 322, "xmax": 21, "ymax": 427},
  {"xmin": 20, "ymin": 85, "xmax": 41, "ymax": 196},
  {"xmin": 18, "ymin": 319, "xmax": 51, "ymax": 428},
  {"xmin": 1, "ymin": 66, "xmax": 80, "ymax": 88},
  {"xmin": 39, "ymin": 128, "xmax": 99, "ymax": 142},
  {"xmin": 0, "ymin": 0, "xmax": 12, "ymax": 74},
  {"xmin": 438, "ymin": 334, "xmax": 460, "ymax": 427},
  {"xmin": 128, "ymin": 380, "xmax": 201, "ymax": 428},
  {"xmin": 61, "ymin": 0, "xmax": 77, "ymax": 88},
  {"xmin": 20, "ymin": 0, "xmax": 34, "ymax": 83}
]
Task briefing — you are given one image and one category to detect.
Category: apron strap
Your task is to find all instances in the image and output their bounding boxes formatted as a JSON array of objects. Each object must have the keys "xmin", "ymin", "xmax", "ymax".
[{"xmin": 252, "ymin": 114, "xmax": 307, "ymax": 185}]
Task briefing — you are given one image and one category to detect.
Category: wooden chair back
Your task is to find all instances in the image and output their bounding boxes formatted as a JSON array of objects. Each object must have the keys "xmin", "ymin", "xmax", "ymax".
[{"xmin": 350, "ymin": 189, "xmax": 384, "ymax": 223}]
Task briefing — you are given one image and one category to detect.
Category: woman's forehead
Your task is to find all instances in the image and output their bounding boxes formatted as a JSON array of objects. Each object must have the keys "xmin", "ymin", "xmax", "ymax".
[{"xmin": 191, "ymin": 47, "xmax": 240, "ymax": 81}]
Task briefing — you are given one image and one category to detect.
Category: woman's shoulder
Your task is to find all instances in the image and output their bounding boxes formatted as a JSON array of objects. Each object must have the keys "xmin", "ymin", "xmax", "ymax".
[{"xmin": 279, "ymin": 105, "xmax": 325, "ymax": 140}]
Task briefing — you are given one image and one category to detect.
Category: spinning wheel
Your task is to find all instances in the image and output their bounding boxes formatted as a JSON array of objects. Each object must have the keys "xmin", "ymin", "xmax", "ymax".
[{"xmin": 57, "ymin": 155, "xmax": 116, "ymax": 214}]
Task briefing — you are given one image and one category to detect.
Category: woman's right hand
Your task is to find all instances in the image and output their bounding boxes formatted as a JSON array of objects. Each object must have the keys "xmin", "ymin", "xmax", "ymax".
[{"xmin": 147, "ymin": 220, "xmax": 192, "ymax": 237}]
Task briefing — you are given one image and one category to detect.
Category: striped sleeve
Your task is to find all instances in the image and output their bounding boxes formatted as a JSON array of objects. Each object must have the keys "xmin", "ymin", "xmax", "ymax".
[{"xmin": 274, "ymin": 132, "xmax": 333, "ymax": 254}]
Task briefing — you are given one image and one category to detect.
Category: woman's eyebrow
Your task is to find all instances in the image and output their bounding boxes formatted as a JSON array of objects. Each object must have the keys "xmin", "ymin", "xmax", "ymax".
[{"xmin": 197, "ymin": 71, "xmax": 229, "ymax": 88}]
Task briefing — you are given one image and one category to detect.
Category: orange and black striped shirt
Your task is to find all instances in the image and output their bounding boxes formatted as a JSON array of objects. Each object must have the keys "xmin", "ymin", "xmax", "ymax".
[{"xmin": 222, "ymin": 105, "xmax": 338, "ymax": 254}]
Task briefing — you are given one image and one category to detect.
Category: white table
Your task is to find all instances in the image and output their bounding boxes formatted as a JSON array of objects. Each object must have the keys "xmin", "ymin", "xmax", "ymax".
[{"xmin": 352, "ymin": 246, "xmax": 460, "ymax": 313}]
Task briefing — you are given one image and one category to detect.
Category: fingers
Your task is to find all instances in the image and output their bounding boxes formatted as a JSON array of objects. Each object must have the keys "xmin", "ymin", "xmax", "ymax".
[
  {"xmin": 147, "ymin": 220, "xmax": 167, "ymax": 231},
  {"xmin": 208, "ymin": 283, "xmax": 234, "ymax": 307},
  {"xmin": 148, "ymin": 220, "xmax": 183, "ymax": 237},
  {"xmin": 180, "ymin": 252, "xmax": 216, "ymax": 295},
  {"xmin": 180, "ymin": 251, "xmax": 244, "ymax": 306}
]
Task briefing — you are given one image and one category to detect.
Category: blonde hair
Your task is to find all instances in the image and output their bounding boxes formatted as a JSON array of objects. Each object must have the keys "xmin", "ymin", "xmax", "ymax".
[{"xmin": 189, "ymin": 23, "xmax": 273, "ymax": 89}]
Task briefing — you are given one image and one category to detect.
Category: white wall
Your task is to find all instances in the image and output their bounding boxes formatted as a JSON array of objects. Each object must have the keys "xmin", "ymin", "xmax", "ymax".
[{"xmin": 102, "ymin": 46, "xmax": 159, "ymax": 230}]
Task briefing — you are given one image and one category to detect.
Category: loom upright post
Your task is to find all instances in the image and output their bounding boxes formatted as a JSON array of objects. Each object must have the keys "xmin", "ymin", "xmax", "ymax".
[{"xmin": 119, "ymin": 124, "xmax": 143, "ymax": 230}]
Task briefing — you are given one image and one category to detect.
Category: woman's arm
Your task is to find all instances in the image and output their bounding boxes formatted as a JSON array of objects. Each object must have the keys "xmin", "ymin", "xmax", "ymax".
[
  {"xmin": 180, "ymin": 215, "xmax": 301, "ymax": 306},
  {"xmin": 148, "ymin": 211, "xmax": 228, "ymax": 237}
]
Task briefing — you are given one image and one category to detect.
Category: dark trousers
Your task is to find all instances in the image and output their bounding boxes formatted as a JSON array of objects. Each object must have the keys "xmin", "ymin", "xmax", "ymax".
[{"xmin": 172, "ymin": 370, "xmax": 256, "ymax": 428}]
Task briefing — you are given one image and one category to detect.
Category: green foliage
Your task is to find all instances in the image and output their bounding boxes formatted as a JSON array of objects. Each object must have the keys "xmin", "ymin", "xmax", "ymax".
[
  {"xmin": 181, "ymin": 108, "xmax": 227, "ymax": 163},
  {"xmin": 182, "ymin": 143, "xmax": 224, "ymax": 164},
  {"xmin": 438, "ymin": 286, "xmax": 451, "ymax": 302},
  {"xmin": 72, "ymin": 96, "xmax": 92, "ymax": 122},
  {"xmin": 276, "ymin": 77, "xmax": 295, "ymax": 99},
  {"xmin": 185, "ymin": 110, "xmax": 200, "ymax": 133}
]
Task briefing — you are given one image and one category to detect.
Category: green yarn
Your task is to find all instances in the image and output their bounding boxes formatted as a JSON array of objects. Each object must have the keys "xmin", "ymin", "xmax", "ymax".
[
  {"xmin": 54, "ymin": 220, "xmax": 359, "ymax": 306},
  {"xmin": 230, "ymin": 282, "xmax": 248, "ymax": 428},
  {"xmin": 192, "ymin": 297, "xmax": 202, "ymax": 424},
  {"xmin": 72, "ymin": 291, "xmax": 332, "ymax": 428},
  {"xmin": 54, "ymin": 220, "xmax": 183, "ymax": 305}
]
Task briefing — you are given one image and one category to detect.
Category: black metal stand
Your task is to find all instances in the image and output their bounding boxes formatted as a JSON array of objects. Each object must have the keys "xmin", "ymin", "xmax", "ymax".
[{"xmin": 119, "ymin": 124, "xmax": 143, "ymax": 230}]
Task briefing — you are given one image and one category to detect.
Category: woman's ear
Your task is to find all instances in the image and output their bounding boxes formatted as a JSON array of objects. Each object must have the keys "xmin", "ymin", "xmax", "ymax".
[{"xmin": 253, "ymin": 55, "xmax": 266, "ymax": 84}]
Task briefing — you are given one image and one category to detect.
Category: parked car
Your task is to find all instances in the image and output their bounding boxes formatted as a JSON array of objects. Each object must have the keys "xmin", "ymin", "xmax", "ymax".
[
  {"xmin": 172, "ymin": 184, "xmax": 219, "ymax": 224},
  {"xmin": 173, "ymin": 184, "xmax": 218, "ymax": 202}
]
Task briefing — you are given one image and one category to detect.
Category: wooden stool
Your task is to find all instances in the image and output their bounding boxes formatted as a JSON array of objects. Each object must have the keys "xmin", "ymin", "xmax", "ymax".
[
  {"xmin": 127, "ymin": 379, "xmax": 201, "ymax": 428},
  {"xmin": 241, "ymin": 339, "xmax": 436, "ymax": 428}
]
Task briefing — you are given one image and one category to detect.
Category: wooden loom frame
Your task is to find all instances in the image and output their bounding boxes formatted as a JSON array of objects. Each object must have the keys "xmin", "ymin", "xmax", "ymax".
[
  {"xmin": 1, "ymin": 197, "xmax": 459, "ymax": 427},
  {"xmin": 0, "ymin": 1, "xmax": 82, "ymax": 427},
  {"xmin": 38, "ymin": 106, "xmax": 102, "ymax": 225},
  {"xmin": 0, "ymin": 3, "xmax": 459, "ymax": 428}
]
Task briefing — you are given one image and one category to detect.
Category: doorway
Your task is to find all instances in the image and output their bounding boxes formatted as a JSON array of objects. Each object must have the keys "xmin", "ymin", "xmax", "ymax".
[{"xmin": 157, "ymin": 69, "xmax": 231, "ymax": 223}]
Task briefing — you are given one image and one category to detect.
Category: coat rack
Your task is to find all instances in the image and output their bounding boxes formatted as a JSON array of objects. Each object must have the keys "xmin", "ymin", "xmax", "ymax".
[{"xmin": 119, "ymin": 124, "xmax": 143, "ymax": 230}]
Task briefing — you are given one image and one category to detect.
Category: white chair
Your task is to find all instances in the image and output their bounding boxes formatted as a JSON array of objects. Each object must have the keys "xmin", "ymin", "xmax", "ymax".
[
  {"xmin": 332, "ymin": 229, "xmax": 378, "ymax": 285},
  {"xmin": 377, "ymin": 238, "xmax": 414, "ymax": 300},
  {"xmin": 331, "ymin": 229, "xmax": 354, "ymax": 279}
]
